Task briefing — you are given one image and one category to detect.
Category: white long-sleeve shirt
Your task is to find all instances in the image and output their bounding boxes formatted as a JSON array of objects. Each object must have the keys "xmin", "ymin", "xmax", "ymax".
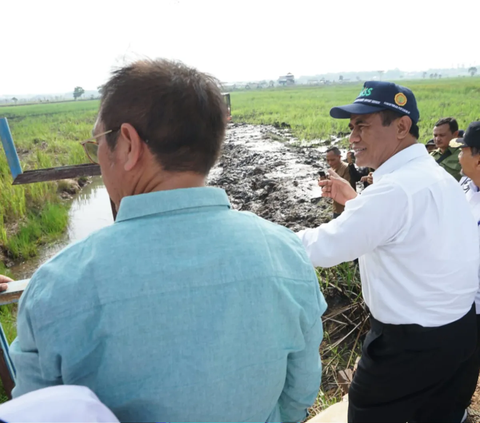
[
  {"xmin": 462, "ymin": 177, "xmax": 480, "ymax": 314},
  {"xmin": 298, "ymin": 143, "xmax": 479, "ymax": 327}
]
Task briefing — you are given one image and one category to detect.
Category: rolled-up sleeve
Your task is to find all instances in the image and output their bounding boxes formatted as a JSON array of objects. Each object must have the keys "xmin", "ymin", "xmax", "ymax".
[{"xmin": 297, "ymin": 181, "xmax": 409, "ymax": 267}]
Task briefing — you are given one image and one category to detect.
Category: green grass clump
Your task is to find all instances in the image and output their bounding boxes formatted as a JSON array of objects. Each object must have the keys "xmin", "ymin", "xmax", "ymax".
[{"xmin": 5, "ymin": 203, "xmax": 69, "ymax": 259}]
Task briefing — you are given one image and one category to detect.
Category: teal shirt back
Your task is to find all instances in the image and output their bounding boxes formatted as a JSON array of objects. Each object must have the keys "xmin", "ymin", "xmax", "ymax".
[{"xmin": 10, "ymin": 187, "xmax": 326, "ymax": 422}]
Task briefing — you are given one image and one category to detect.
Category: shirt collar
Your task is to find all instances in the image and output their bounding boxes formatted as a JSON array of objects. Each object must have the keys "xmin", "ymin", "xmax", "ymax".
[
  {"xmin": 373, "ymin": 143, "xmax": 427, "ymax": 183},
  {"xmin": 116, "ymin": 187, "xmax": 231, "ymax": 223},
  {"xmin": 469, "ymin": 179, "xmax": 480, "ymax": 192}
]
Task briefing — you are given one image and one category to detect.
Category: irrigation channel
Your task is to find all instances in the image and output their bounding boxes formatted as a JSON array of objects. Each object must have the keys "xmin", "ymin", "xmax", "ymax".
[{"xmin": 10, "ymin": 177, "xmax": 114, "ymax": 279}]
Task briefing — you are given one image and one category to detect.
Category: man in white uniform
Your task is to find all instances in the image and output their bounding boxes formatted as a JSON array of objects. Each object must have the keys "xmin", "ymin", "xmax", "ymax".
[
  {"xmin": 298, "ymin": 81, "xmax": 479, "ymax": 422},
  {"xmin": 456, "ymin": 121, "xmax": 480, "ymax": 420}
]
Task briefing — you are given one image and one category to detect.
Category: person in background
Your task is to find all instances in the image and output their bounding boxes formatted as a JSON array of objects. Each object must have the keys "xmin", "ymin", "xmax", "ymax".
[
  {"xmin": 360, "ymin": 171, "xmax": 373, "ymax": 186},
  {"xmin": 456, "ymin": 121, "xmax": 480, "ymax": 421},
  {"xmin": 8, "ymin": 59, "xmax": 326, "ymax": 423},
  {"xmin": 346, "ymin": 151, "xmax": 372, "ymax": 189},
  {"xmin": 426, "ymin": 138, "xmax": 436, "ymax": 153},
  {"xmin": 431, "ymin": 117, "xmax": 462, "ymax": 180},
  {"xmin": 324, "ymin": 146, "xmax": 351, "ymax": 218},
  {"xmin": 298, "ymin": 81, "xmax": 478, "ymax": 423}
]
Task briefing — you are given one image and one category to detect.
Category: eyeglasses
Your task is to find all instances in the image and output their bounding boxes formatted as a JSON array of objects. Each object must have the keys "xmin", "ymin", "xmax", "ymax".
[
  {"xmin": 80, "ymin": 128, "xmax": 149, "ymax": 165},
  {"xmin": 81, "ymin": 129, "xmax": 113, "ymax": 165}
]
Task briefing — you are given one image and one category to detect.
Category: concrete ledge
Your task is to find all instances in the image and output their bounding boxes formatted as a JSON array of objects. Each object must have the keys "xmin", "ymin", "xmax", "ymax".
[{"xmin": 308, "ymin": 401, "xmax": 348, "ymax": 423}]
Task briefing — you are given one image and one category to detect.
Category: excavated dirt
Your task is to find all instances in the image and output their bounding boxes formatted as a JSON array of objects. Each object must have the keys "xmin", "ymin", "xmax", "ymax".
[{"xmin": 208, "ymin": 122, "xmax": 341, "ymax": 230}]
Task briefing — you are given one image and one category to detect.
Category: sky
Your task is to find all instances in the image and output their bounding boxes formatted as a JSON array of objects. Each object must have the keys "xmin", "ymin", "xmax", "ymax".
[{"xmin": 2, "ymin": 0, "xmax": 480, "ymax": 95}]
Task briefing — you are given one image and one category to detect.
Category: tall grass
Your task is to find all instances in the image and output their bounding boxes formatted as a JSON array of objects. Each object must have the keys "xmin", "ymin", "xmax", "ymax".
[
  {"xmin": 0, "ymin": 101, "xmax": 99, "ymax": 260},
  {"xmin": 231, "ymin": 77, "xmax": 480, "ymax": 142}
]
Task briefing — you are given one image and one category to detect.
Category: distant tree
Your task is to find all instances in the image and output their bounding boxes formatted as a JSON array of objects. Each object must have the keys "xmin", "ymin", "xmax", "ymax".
[
  {"xmin": 11, "ymin": 97, "xmax": 17, "ymax": 104},
  {"xmin": 423, "ymin": 72, "xmax": 427, "ymax": 79},
  {"xmin": 97, "ymin": 85, "xmax": 104, "ymax": 95},
  {"xmin": 434, "ymin": 73, "xmax": 438, "ymax": 79},
  {"xmin": 269, "ymin": 80, "xmax": 274, "ymax": 87},
  {"xmin": 469, "ymin": 66, "xmax": 477, "ymax": 77},
  {"xmin": 73, "ymin": 86, "xmax": 85, "ymax": 100},
  {"xmin": 356, "ymin": 76, "xmax": 360, "ymax": 81},
  {"xmin": 430, "ymin": 73, "xmax": 434, "ymax": 79},
  {"xmin": 439, "ymin": 74, "xmax": 442, "ymax": 79},
  {"xmin": 339, "ymin": 75, "xmax": 343, "ymax": 81}
]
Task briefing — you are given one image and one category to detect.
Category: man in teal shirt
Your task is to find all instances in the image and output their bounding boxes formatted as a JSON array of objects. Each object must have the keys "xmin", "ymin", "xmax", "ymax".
[{"xmin": 9, "ymin": 59, "xmax": 326, "ymax": 422}]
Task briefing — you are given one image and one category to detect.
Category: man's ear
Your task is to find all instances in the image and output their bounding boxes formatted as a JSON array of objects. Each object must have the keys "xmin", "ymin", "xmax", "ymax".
[
  {"xmin": 475, "ymin": 153, "xmax": 480, "ymax": 171},
  {"xmin": 119, "ymin": 123, "xmax": 146, "ymax": 171},
  {"xmin": 453, "ymin": 130, "xmax": 459, "ymax": 138},
  {"xmin": 396, "ymin": 116, "xmax": 412, "ymax": 140}
]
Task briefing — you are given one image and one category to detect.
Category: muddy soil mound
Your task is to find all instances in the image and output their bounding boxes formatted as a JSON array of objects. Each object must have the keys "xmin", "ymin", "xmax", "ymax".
[{"xmin": 209, "ymin": 123, "xmax": 334, "ymax": 231}]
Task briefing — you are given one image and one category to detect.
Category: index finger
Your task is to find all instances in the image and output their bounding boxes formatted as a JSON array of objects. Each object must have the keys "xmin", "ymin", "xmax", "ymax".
[{"xmin": 0, "ymin": 275, "xmax": 13, "ymax": 284}]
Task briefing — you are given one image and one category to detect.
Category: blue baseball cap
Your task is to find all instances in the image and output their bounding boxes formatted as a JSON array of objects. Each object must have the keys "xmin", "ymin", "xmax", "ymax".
[
  {"xmin": 330, "ymin": 81, "xmax": 420, "ymax": 124},
  {"xmin": 455, "ymin": 121, "xmax": 480, "ymax": 148}
]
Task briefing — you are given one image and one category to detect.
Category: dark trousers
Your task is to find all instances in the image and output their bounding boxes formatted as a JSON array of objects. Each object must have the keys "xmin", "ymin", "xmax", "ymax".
[
  {"xmin": 348, "ymin": 305, "xmax": 477, "ymax": 423},
  {"xmin": 332, "ymin": 213, "xmax": 341, "ymax": 219}
]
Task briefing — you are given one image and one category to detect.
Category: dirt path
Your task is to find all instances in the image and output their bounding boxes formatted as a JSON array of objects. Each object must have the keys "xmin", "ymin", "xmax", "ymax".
[{"xmin": 208, "ymin": 122, "xmax": 335, "ymax": 230}]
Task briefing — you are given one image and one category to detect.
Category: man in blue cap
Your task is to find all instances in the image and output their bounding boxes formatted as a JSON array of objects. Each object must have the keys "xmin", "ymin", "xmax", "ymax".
[
  {"xmin": 456, "ymin": 121, "xmax": 480, "ymax": 419},
  {"xmin": 298, "ymin": 81, "xmax": 479, "ymax": 422}
]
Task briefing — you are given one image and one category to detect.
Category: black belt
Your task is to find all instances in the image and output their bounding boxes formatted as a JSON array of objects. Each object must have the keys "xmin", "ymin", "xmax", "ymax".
[{"xmin": 370, "ymin": 304, "xmax": 476, "ymax": 336}]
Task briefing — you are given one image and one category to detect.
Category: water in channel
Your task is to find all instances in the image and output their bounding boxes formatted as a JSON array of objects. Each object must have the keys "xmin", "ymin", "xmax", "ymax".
[{"xmin": 10, "ymin": 177, "xmax": 113, "ymax": 280}]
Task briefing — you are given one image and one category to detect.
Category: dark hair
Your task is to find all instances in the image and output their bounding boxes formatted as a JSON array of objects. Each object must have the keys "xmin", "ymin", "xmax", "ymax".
[
  {"xmin": 379, "ymin": 110, "xmax": 420, "ymax": 139},
  {"xmin": 434, "ymin": 117, "xmax": 459, "ymax": 134},
  {"xmin": 326, "ymin": 147, "xmax": 341, "ymax": 156},
  {"xmin": 99, "ymin": 59, "xmax": 227, "ymax": 175},
  {"xmin": 471, "ymin": 146, "xmax": 480, "ymax": 156}
]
